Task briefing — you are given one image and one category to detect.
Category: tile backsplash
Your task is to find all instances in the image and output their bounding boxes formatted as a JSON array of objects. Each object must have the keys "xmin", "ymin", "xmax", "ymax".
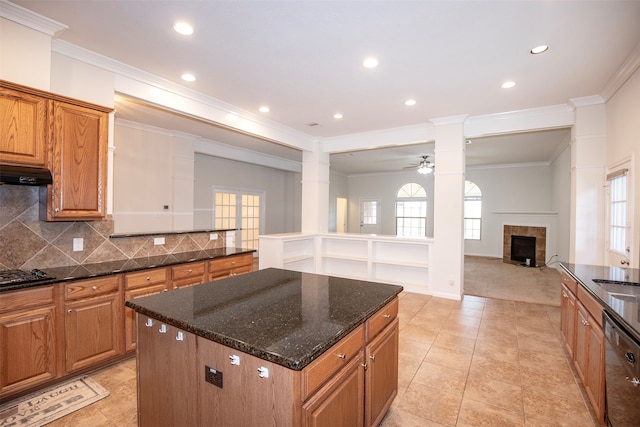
[{"xmin": 0, "ymin": 185, "xmax": 226, "ymax": 270}]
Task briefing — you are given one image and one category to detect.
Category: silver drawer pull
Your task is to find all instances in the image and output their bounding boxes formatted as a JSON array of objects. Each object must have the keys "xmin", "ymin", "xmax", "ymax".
[
  {"xmin": 337, "ymin": 353, "xmax": 346, "ymax": 359},
  {"xmin": 176, "ymin": 331, "xmax": 184, "ymax": 341},
  {"xmin": 92, "ymin": 286, "xmax": 97, "ymax": 290},
  {"xmin": 369, "ymin": 355, "xmax": 376, "ymax": 361},
  {"xmin": 159, "ymin": 324, "xmax": 167, "ymax": 333},
  {"xmin": 383, "ymin": 314, "xmax": 391, "ymax": 318}
]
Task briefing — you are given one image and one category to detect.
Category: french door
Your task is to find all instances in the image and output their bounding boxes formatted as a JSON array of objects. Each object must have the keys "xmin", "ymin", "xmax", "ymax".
[{"xmin": 213, "ymin": 188, "xmax": 263, "ymax": 252}]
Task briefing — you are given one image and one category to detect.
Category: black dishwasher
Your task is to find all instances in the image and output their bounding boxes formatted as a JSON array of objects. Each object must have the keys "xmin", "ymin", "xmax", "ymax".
[{"xmin": 603, "ymin": 310, "xmax": 640, "ymax": 426}]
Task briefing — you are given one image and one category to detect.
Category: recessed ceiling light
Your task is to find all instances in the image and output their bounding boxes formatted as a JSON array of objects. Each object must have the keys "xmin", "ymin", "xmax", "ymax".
[
  {"xmin": 363, "ymin": 57, "xmax": 379, "ymax": 68},
  {"xmin": 259, "ymin": 106, "xmax": 270, "ymax": 113},
  {"xmin": 405, "ymin": 99, "xmax": 416, "ymax": 106},
  {"xmin": 333, "ymin": 113, "xmax": 343, "ymax": 119},
  {"xmin": 501, "ymin": 81, "xmax": 516, "ymax": 89},
  {"xmin": 174, "ymin": 22, "xmax": 193, "ymax": 35},
  {"xmin": 530, "ymin": 45, "xmax": 549, "ymax": 54},
  {"xmin": 181, "ymin": 73, "xmax": 196, "ymax": 82}
]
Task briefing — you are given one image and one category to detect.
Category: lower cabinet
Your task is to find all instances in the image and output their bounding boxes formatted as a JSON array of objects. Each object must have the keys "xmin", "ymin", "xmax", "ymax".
[
  {"xmin": 559, "ymin": 272, "xmax": 605, "ymax": 424},
  {"xmin": 0, "ymin": 286, "xmax": 59, "ymax": 398},
  {"xmin": 135, "ymin": 298, "xmax": 399, "ymax": 427},
  {"xmin": 136, "ymin": 316, "xmax": 197, "ymax": 427},
  {"xmin": 171, "ymin": 261, "xmax": 206, "ymax": 289},
  {"xmin": 207, "ymin": 253, "xmax": 253, "ymax": 281},
  {"xmin": 63, "ymin": 276, "xmax": 123, "ymax": 372}
]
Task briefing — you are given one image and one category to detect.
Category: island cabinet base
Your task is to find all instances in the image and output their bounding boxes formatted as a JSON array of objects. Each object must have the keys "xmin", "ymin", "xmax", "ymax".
[{"xmin": 135, "ymin": 298, "xmax": 399, "ymax": 427}]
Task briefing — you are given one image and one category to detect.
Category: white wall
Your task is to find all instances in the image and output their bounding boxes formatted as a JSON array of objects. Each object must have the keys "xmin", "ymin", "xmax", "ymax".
[
  {"xmin": 0, "ymin": 17, "xmax": 51, "ymax": 90},
  {"xmin": 551, "ymin": 144, "xmax": 572, "ymax": 263},
  {"xmin": 346, "ymin": 172, "xmax": 435, "ymax": 236},
  {"xmin": 194, "ymin": 154, "xmax": 301, "ymax": 234},
  {"xmin": 329, "ymin": 170, "xmax": 348, "ymax": 232},
  {"xmin": 606, "ymin": 67, "xmax": 640, "ymax": 267}
]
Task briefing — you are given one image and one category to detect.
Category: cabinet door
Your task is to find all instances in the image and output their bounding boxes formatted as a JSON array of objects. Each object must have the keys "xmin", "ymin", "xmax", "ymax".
[
  {"xmin": 365, "ymin": 318, "xmax": 398, "ymax": 427},
  {"xmin": 560, "ymin": 284, "xmax": 577, "ymax": 359},
  {"xmin": 0, "ymin": 86, "xmax": 48, "ymax": 167},
  {"xmin": 136, "ymin": 315, "xmax": 197, "ymax": 427},
  {"xmin": 574, "ymin": 303, "xmax": 589, "ymax": 383},
  {"xmin": 303, "ymin": 352, "xmax": 365, "ymax": 427},
  {"xmin": 585, "ymin": 314, "xmax": 605, "ymax": 424},
  {"xmin": 65, "ymin": 292, "xmax": 122, "ymax": 372},
  {"xmin": 124, "ymin": 284, "xmax": 168, "ymax": 352},
  {"xmin": 0, "ymin": 306, "xmax": 57, "ymax": 397},
  {"xmin": 171, "ymin": 262, "xmax": 206, "ymax": 288},
  {"xmin": 45, "ymin": 100, "xmax": 108, "ymax": 220}
]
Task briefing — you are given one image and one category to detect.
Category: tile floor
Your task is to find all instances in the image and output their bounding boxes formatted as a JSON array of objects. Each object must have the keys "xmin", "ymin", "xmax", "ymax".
[{"xmin": 45, "ymin": 292, "xmax": 597, "ymax": 426}]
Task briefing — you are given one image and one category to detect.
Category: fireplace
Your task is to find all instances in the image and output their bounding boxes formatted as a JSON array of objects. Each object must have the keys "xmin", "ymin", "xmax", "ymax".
[
  {"xmin": 503, "ymin": 225, "xmax": 546, "ymax": 267},
  {"xmin": 510, "ymin": 235, "xmax": 536, "ymax": 267}
]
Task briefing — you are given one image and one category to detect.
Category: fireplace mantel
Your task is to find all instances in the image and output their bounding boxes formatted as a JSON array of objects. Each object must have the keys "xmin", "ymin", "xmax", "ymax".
[{"xmin": 503, "ymin": 225, "xmax": 547, "ymax": 267}]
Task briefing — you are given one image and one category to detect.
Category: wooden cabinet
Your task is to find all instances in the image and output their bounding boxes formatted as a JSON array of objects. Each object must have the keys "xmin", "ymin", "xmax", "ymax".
[
  {"xmin": 0, "ymin": 82, "xmax": 48, "ymax": 167},
  {"xmin": 560, "ymin": 283, "xmax": 577, "ymax": 358},
  {"xmin": 63, "ymin": 275, "xmax": 123, "ymax": 372},
  {"xmin": 575, "ymin": 298, "xmax": 605, "ymax": 423},
  {"xmin": 559, "ymin": 272, "xmax": 605, "ymax": 424},
  {"xmin": 365, "ymin": 317, "xmax": 399, "ymax": 427},
  {"xmin": 124, "ymin": 267, "xmax": 169, "ymax": 352},
  {"xmin": 302, "ymin": 352, "xmax": 365, "ymax": 427},
  {"xmin": 207, "ymin": 253, "xmax": 253, "ymax": 281},
  {"xmin": 0, "ymin": 286, "xmax": 60, "ymax": 398},
  {"xmin": 171, "ymin": 261, "xmax": 206, "ymax": 288},
  {"xmin": 41, "ymin": 100, "xmax": 109, "ymax": 221},
  {"xmin": 136, "ymin": 315, "xmax": 197, "ymax": 427}
]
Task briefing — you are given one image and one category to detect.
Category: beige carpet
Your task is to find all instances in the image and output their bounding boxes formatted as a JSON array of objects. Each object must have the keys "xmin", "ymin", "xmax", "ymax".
[
  {"xmin": 464, "ymin": 255, "xmax": 561, "ymax": 306},
  {"xmin": 0, "ymin": 376, "xmax": 109, "ymax": 427}
]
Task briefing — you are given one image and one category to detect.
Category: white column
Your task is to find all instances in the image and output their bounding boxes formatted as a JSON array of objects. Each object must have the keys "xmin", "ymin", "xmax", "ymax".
[
  {"xmin": 430, "ymin": 116, "xmax": 466, "ymax": 300},
  {"xmin": 301, "ymin": 142, "xmax": 330, "ymax": 233},
  {"xmin": 569, "ymin": 98, "xmax": 607, "ymax": 265}
]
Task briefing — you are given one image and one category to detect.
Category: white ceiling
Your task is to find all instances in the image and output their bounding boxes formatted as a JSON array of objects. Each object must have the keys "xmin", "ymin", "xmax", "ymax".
[{"xmin": 11, "ymin": 0, "xmax": 640, "ymax": 174}]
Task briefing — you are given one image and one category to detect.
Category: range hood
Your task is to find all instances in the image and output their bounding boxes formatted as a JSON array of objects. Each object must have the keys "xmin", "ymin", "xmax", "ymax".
[{"xmin": 0, "ymin": 164, "xmax": 53, "ymax": 186}]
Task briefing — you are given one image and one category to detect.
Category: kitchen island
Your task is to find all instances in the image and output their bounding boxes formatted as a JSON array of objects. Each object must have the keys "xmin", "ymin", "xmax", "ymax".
[{"xmin": 125, "ymin": 268, "xmax": 402, "ymax": 427}]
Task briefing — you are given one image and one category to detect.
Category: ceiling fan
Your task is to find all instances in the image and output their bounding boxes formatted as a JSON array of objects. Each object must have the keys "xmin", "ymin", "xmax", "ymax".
[{"xmin": 404, "ymin": 155, "xmax": 434, "ymax": 174}]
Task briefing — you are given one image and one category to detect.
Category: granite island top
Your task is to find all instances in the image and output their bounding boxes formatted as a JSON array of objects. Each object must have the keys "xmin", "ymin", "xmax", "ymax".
[
  {"xmin": 560, "ymin": 262, "xmax": 640, "ymax": 341},
  {"xmin": 125, "ymin": 268, "xmax": 403, "ymax": 370},
  {"xmin": 0, "ymin": 247, "xmax": 255, "ymax": 293}
]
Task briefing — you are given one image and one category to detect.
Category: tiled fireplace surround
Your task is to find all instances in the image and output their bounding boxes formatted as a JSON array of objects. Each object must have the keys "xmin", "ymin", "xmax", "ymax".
[
  {"xmin": 0, "ymin": 185, "xmax": 227, "ymax": 270},
  {"xmin": 502, "ymin": 224, "xmax": 546, "ymax": 267}
]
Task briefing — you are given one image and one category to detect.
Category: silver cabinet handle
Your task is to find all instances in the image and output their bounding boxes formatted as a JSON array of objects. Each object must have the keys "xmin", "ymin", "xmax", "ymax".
[
  {"xmin": 369, "ymin": 355, "xmax": 376, "ymax": 361},
  {"xmin": 159, "ymin": 324, "xmax": 167, "ymax": 333},
  {"xmin": 92, "ymin": 286, "xmax": 97, "ymax": 291},
  {"xmin": 383, "ymin": 314, "xmax": 391, "ymax": 318},
  {"xmin": 337, "ymin": 353, "xmax": 346, "ymax": 359},
  {"xmin": 626, "ymin": 377, "xmax": 640, "ymax": 387}
]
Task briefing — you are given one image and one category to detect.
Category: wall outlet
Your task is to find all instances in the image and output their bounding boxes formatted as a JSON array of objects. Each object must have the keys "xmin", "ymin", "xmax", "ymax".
[
  {"xmin": 154, "ymin": 237, "xmax": 165, "ymax": 245},
  {"xmin": 205, "ymin": 366, "xmax": 223, "ymax": 388},
  {"xmin": 210, "ymin": 233, "xmax": 218, "ymax": 240},
  {"xmin": 73, "ymin": 238, "xmax": 83, "ymax": 252}
]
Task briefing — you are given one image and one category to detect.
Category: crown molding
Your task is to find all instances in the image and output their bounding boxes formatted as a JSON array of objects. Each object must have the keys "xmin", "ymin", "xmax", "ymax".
[
  {"xmin": 464, "ymin": 104, "xmax": 574, "ymax": 138},
  {"xmin": 321, "ymin": 122, "xmax": 434, "ymax": 154},
  {"xmin": 600, "ymin": 40, "xmax": 640, "ymax": 101},
  {"xmin": 568, "ymin": 95, "xmax": 605, "ymax": 108},
  {"xmin": 429, "ymin": 114, "xmax": 468, "ymax": 126},
  {"xmin": 51, "ymin": 39, "xmax": 315, "ymax": 152},
  {"xmin": 0, "ymin": 0, "xmax": 67, "ymax": 37}
]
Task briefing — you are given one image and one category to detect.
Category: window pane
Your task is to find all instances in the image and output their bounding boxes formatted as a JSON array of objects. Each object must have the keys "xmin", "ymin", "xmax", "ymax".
[{"xmin": 609, "ymin": 174, "xmax": 628, "ymax": 254}]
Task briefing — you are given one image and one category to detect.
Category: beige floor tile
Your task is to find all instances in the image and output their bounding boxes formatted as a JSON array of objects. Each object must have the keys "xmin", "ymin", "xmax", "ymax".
[
  {"xmin": 432, "ymin": 332, "xmax": 477, "ymax": 353},
  {"xmin": 411, "ymin": 361, "xmax": 469, "ymax": 394},
  {"xmin": 456, "ymin": 397, "xmax": 525, "ymax": 426},
  {"xmin": 448, "ymin": 307, "xmax": 484, "ymax": 321},
  {"xmin": 424, "ymin": 345, "xmax": 474, "ymax": 370},
  {"xmin": 468, "ymin": 353, "xmax": 521, "ymax": 386},
  {"xmin": 399, "ymin": 335, "xmax": 432, "ymax": 359},
  {"xmin": 523, "ymin": 387, "xmax": 595, "ymax": 426},
  {"xmin": 463, "ymin": 375, "xmax": 523, "ymax": 413},
  {"xmin": 381, "ymin": 406, "xmax": 447, "ymax": 427},
  {"xmin": 401, "ymin": 323, "xmax": 440, "ymax": 343},
  {"xmin": 394, "ymin": 382, "xmax": 463, "ymax": 427},
  {"xmin": 517, "ymin": 335, "xmax": 565, "ymax": 356},
  {"xmin": 518, "ymin": 349, "xmax": 573, "ymax": 375},
  {"xmin": 520, "ymin": 365, "xmax": 584, "ymax": 400},
  {"xmin": 473, "ymin": 340, "xmax": 520, "ymax": 363},
  {"xmin": 440, "ymin": 321, "xmax": 480, "ymax": 339}
]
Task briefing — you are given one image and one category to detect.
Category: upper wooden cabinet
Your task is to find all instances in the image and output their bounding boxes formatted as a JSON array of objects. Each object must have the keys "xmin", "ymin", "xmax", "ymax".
[
  {"xmin": 0, "ymin": 80, "xmax": 111, "ymax": 221},
  {"xmin": 0, "ymin": 84, "xmax": 48, "ymax": 167},
  {"xmin": 41, "ymin": 99, "xmax": 109, "ymax": 221}
]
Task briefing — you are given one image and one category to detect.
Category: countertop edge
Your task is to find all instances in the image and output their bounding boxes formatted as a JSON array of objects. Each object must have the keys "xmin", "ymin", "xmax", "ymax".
[{"xmin": 126, "ymin": 289, "xmax": 402, "ymax": 371}]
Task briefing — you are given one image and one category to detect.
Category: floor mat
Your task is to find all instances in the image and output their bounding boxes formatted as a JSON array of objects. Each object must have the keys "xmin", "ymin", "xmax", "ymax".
[{"xmin": 0, "ymin": 376, "xmax": 110, "ymax": 427}]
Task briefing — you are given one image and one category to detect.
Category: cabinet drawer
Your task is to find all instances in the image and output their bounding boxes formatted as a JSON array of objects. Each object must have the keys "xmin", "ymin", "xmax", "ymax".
[
  {"xmin": 302, "ymin": 325, "xmax": 364, "ymax": 400},
  {"xmin": 125, "ymin": 267, "xmax": 168, "ymax": 290},
  {"xmin": 366, "ymin": 298, "xmax": 398, "ymax": 342},
  {"xmin": 64, "ymin": 275, "xmax": 120, "ymax": 300},
  {"xmin": 577, "ymin": 286, "xmax": 603, "ymax": 328},
  {"xmin": 0, "ymin": 286, "xmax": 55, "ymax": 313},
  {"xmin": 561, "ymin": 272, "xmax": 578, "ymax": 294},
  {"xmin": 208, "ymin": 254, "xmax": 253, "ymax": 271},
  {"xmin": 171, "ymin": 262, "xmax": 205, "ymax": 281}
]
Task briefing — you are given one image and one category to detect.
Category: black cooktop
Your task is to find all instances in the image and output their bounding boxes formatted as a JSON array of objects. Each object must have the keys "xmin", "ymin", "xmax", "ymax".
[{"xmin": 0, "ymin": 269, "xmax": 52, "ymax": 286}]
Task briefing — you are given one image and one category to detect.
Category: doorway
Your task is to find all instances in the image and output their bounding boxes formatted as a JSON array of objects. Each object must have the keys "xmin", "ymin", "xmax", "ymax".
[{"xmin": 360, "ymin": 198, "xmax": 381, "ymax": 234}]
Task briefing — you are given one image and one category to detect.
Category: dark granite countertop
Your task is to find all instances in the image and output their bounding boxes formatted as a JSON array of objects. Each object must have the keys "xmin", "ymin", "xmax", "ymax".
[
  {"xmin": 559, "ymin": 262, "xmax": 640, "ymax": 341},
  {"xmin": 125, "ymin": 268, "xmax": 403, "ymax": 370},
  {"xmin": 0, "ymin": 247, "xmax": 255, "ymax": 293}
]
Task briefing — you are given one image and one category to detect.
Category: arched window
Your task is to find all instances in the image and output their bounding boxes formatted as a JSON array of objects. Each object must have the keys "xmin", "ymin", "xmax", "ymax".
[
  {"xmin": 464, "ymin": 180, "xmax": 482, "ymax": 240},
  {"xmin": 395, "ymin": 183, "xmax": 427, "ymax": 237}
]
